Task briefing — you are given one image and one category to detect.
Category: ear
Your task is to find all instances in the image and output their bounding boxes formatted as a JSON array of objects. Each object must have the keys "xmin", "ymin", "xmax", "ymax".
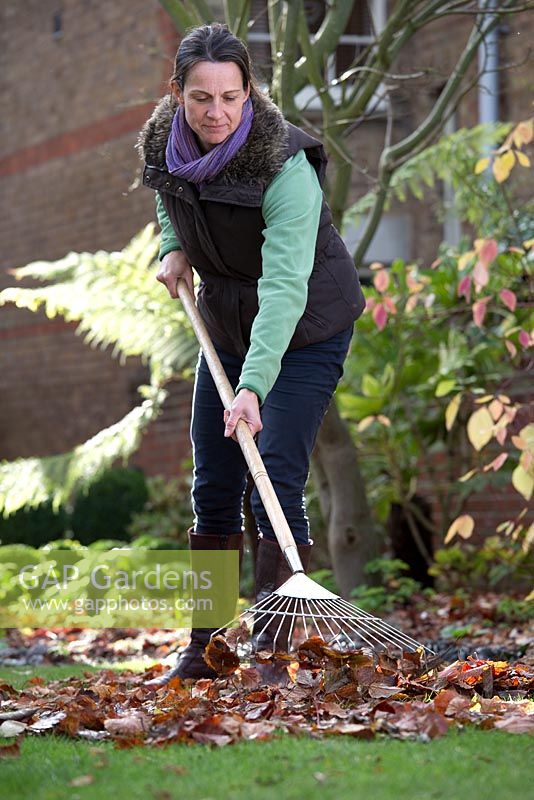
[
  {"xmin": 170, "ymin": 79, "xmax": 184, "ymax": 105},
  {"xmin": 243, "ymin": 82, "xmax": 250, "ymax": 102}
]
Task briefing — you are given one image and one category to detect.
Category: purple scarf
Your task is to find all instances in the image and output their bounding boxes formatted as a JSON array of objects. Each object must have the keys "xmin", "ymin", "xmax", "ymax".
[{"xmin": 165, "ymin": 97, "xmax": 254, "ymax": 185}]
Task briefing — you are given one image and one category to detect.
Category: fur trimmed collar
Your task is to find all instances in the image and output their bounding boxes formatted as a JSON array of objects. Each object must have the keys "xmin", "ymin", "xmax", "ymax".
[{"xmin": 136, "ymin": 90, "xmax": 289, "ymax": 186}]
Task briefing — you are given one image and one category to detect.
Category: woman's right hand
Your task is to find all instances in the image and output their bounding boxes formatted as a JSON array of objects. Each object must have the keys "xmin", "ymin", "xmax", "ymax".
[{"xmin": 156, "ymin": 250, "xmax": 194, "ymax": 299}]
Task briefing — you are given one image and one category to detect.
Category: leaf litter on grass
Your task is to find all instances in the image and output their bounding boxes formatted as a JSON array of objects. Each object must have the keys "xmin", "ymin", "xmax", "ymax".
[
  {"xmin": 1, "ymin": 590, "xmax": 531, "ymax": 670},
  {"xmin": 0, "ymin": 634, "xmax": 533, "ymax": 754},
  {"xmin": 0, "ymin": 627, "xmax": 186, "ymax": 667}
]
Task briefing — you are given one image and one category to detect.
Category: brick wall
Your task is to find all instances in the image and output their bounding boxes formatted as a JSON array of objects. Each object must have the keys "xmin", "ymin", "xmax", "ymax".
[
  {"xmin": 4, "ymin": 3, "xmax": 151, "ymax": 146},
  {"xmin": 0, "ymin": 0, "xmax": 192, "ymax": 478}
]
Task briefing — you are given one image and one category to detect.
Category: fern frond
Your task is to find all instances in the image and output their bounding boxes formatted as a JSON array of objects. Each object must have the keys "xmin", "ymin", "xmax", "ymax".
[
  {"xmin": 0, "ymin": 379, "xmax": 168, "ymax": 516},
  {"xmin": 11, "ymin": 251, "xmax": 81, "ymax": 282},
  {"xmin": 0, "ymin": 225, "xmax": 201, "ymax": 516},
  {"xmin": 0, "ymin": 224, "xmax": 198, "ymax": 376}
]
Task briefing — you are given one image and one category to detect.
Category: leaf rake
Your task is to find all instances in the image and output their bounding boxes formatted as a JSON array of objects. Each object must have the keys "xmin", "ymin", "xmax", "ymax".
[{"xmin": 178, "ymin": 279, "xmax": 434, "ymax": 661}]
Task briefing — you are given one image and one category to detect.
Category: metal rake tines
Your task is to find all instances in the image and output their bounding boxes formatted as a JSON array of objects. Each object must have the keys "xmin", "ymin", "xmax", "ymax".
[
  {"xmin": 212, "ymin": 571, "xmax": 434, "ymax": 658},
  {"xmin": 246, "ymin": 592, "xmax": 430, "ymax": 654}
]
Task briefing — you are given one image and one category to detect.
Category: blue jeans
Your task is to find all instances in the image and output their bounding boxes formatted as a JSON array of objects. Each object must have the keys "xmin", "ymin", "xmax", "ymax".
[{"xmin": 190, "ymin": 326, "xmax": 353, "ymax": 545}]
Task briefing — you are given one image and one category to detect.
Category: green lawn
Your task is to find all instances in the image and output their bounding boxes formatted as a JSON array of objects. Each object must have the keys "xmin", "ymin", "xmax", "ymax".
[{"xmin": 1, "ymin": 665, "xmax": 532, "ymax": 800}]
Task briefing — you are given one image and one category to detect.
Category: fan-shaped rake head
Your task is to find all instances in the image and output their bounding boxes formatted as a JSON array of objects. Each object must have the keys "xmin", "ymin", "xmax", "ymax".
[{"xmin": 214, "ymin": 572, "xmax": 434, "ymax": 658}]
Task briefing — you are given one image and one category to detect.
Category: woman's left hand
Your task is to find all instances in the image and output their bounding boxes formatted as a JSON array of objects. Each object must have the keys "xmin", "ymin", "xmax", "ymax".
[{"xmin": 224, "ymin": 389, "xmax": 263, "ymax": 439}]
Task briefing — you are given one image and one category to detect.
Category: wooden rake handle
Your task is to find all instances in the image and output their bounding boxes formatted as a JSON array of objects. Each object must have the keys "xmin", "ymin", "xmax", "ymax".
[{"xmin": 177, "ymin": 278, "xmax": 304, "ymax": 573}]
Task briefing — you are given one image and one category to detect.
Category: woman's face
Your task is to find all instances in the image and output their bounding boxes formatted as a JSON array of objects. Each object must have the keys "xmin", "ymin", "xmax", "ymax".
[{"xmin": 176, "ymin": 60, "xmax": 250, "ymax": 152}]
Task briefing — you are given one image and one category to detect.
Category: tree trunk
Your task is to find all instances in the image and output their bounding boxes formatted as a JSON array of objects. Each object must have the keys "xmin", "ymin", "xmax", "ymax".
[{"xmin": 312, "ymin": 399, "xmax": 379, "ymax": 598}]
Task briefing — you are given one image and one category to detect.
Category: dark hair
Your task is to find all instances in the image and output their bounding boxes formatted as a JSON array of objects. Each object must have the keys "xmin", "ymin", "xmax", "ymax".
[{"xmin": 171, "ymin": 23, "xmax": 258, "ymax": 95}]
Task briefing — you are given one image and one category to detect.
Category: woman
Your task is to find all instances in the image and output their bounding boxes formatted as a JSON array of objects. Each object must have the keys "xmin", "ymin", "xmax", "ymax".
[{"xmin": 138, "ymin": 23, "xmax": 365, "ymax": 684}]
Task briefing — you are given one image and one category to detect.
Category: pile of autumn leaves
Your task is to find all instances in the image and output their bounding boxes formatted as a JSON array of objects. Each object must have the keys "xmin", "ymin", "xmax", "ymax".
[{"xmin": 1, "ymin": 637, "xmax": 532, "ymax": 753}]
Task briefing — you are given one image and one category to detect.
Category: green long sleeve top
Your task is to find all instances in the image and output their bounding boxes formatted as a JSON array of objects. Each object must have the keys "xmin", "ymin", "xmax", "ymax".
[{"xmin": 156, "ymin": 149, "xmax": 323, "ymax": 404}]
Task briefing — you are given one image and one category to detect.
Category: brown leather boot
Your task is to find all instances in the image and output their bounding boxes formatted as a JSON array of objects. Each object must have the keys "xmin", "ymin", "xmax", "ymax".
[
  {"xmin": 146, "ymin": 528, "xmax": 243, "ymax": 686},
  {"xmin": 251, "ymin": 535, "xmax": 312, "ymax": 684}
]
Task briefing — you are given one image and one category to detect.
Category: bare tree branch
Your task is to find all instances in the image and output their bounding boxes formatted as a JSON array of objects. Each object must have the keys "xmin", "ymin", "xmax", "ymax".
[
  {"xmin": 267, "ymin": 0, "xmax": 283, "ymax": 94},
  {"xmin": 275, "ymin": 0, "xmax": 301, "ymax": 120},
  {"xmin": 235, "ymin": 0, "xmax": 252, "ymax": 40},
  {"xmin": 433, "ymin": 3, "xmax": 534, "ymax": 15},
  {"xmin": 296, "ymin": 4, "xmax": 335, "ymax": 114},
  {"xmin": 157, "ymin": 0, "xmax": 198, "ymax": 32},
  {"xmin": 343, "ymin": 0, "xmax": 415, "ymax": 119},
  {"xmin": 352, "ymin": 2, "xmax": 515, "ymax": 266},
  {"xmin": 183, "ymin": 0, "xmax": 212, "ymax": 24},
  {"xmin": 224, "ymin": 0, "xmax": 256, "ymax": 37},
  {"xmin": 293, "ymin": 0, "xmax": 357, "ymax": 92}
]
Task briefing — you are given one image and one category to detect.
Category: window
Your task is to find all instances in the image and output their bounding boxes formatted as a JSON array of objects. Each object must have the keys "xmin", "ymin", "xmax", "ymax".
[{"xmin": 247, "ymin": 0, "xmax": 388, "ymax": 110}]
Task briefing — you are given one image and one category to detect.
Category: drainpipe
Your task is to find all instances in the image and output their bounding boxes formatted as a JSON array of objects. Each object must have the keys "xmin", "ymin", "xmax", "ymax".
[
  {"xmin": 443, "ymin": 111, "xmax": 462, "ymax": 246},
  {"xmin": 444, "ymin": 1, "xmax": 500, "ymax": 245},
  {"xmin": 478, "ymin": 0, "xmax": 500, "ymax": 128}
]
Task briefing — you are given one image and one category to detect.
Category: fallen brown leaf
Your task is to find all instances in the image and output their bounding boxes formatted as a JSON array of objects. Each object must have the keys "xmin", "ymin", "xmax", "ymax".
[
  {"xmin": 493, "ymin": 715, "xmax": 534, "ymax": 734},
  {"xmin": 104, "ymin": 714, "xmax": 150, "ymax": 737},
  {"xmin": 203, "ymin": 636, "xmax": 240, "ymax": 676}
]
